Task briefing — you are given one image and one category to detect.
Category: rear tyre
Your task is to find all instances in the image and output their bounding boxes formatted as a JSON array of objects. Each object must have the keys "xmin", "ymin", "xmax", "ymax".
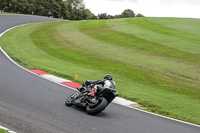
[
  {"xmin": 65, "ymin": 93, "xmax": 78, "ymax": 106},
  {"xmin": 86, "ymin": 97, "xmax": 108, "ymax": 115}
]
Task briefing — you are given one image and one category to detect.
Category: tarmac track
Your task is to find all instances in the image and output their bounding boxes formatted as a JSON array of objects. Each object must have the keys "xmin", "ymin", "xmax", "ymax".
[{"xmin": 0, "ymin": 15, "xmax": 199, "ymax": 133}]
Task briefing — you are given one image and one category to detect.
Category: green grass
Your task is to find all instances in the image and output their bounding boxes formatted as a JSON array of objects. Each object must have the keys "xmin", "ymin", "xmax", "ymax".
[
  {"xmin": 0, "ymin": 12, "xmax": 19, "ymax": 15},
  {"xmin": 0, "ymin": 129, "xmax": 9, "ymax": 133},
  {"xmin": 0, "ymin": 17, "xmax": 200, "ymax": 125}
]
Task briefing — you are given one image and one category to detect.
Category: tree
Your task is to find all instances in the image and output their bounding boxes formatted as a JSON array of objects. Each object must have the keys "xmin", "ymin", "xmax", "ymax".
[
  {"xmin": 121, "ymin": 9, "xmax": 135, "ymax": 18},
  {"xmin": 0, "ymin": 0, "xmax": 8, "ymax": 12},
  {"xmin": 98, "ymin": 13, "xmax": 107, "ymax": 19},
  {"xmin": 51, "ymin": 0, "xmax": 62, "ymax": 18},
  {"xmin": 106, "ymin": 14, "xmax": 114, "ymax": 19},
  {"xmin": 65, "ymin": 0, "xmax": 86, "ymax": 20},
  {"xmin": 136, "ymin": 13, "xmax": 144, "ymax": 17},
  {"xmin": 58, "ymin": 0, "xmax": 70, "ymax": 19},
  {"xmin": 84, "ymin": 9, "xmax": 93, "ymax": 19},
  {"xmin": 114, "ymin": 15, "xmax": 121, "ymax": 19},
  {"xmin": 91, "ymin": 14, "xmax": 97, "ymax": 19}
]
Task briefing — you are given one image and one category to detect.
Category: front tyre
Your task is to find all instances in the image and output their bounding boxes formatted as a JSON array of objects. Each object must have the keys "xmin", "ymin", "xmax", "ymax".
[
  {"xmin": 65, "ymin": 93, "xmax": 78, "ymax": 106},
  {"xmin": 86, "ymin": 97, "xmax": 108, "ymax": 115}
]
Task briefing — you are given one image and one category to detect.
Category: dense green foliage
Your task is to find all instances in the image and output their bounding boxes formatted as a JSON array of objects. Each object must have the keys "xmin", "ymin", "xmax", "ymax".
[
  {"xmin": 121, "ymin": 9, "xmax": 135, "ymax": 18},
  {"xmin": 97, "ymin": 9, "xmax": 143, "ymax": 19},
  {"xmin": 0, "ymin": 0, "xmax": 94, "ymax": 20},
  {"xmin": 1, "ymin": 17, "xmax": 199, "ymax": 124}
]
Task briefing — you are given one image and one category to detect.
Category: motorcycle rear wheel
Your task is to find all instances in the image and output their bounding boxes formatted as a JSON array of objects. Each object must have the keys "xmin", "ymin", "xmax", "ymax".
[{"xmin": 86, "ymin": 97, "xmax": 108, "ymax": 115}]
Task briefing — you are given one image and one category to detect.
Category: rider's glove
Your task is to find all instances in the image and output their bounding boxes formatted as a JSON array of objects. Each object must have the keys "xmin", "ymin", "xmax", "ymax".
[{"xmin": 85, "ymin": 80, "xmax": 90, "ymax": 86}]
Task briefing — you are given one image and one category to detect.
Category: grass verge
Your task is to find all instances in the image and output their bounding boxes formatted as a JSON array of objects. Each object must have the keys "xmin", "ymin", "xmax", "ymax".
[
  {"xmin": 0, "ymin": 129, "xmax": 9, "ymax": 133},
  {"xmin": 0, "ymin": 18, "xmax": 200, "ymax": 125}
]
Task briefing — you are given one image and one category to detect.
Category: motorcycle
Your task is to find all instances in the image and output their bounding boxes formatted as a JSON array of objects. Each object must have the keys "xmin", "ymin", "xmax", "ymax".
[{"xmin": 65, "ymin": 81, "xmax": 118, "ymax": 115}]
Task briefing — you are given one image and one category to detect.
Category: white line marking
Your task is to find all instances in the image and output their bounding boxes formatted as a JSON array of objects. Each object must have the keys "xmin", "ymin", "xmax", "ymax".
[
  {"xmin": 113, "ymin": 97, "xmax": 138, "ymax": 106},
  {"xmin": 40, "ymin": 74, "xmax": 71, "ymax": 83},
  {"xmin": 0, "ymin": 125, "xmax": 16, "ymax": 133}
]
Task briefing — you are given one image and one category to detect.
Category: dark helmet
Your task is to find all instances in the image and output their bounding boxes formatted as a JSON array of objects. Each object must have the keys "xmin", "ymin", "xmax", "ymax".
[{"xmin": 104, "ymin": 74, "xmax": 112, "ymax": 80}]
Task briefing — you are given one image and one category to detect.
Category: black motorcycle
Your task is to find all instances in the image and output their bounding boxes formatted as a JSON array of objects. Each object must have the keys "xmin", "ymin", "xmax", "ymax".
[{"xmin": 65, "ymin": 81, "xmax": 118, "ymax": 115}]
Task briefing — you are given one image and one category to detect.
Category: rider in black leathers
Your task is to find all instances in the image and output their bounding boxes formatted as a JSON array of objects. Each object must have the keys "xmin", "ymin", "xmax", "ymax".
[{"xmin": 86, "ymin": 74, "xmax": 115, "ymax": 96}]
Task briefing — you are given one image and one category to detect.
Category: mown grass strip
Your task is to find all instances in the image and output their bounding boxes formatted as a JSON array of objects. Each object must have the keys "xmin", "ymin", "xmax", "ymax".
[
  {"xmin": 126, "ymin": 17, "xmax": 200, "ymax": 42},
  {"xmin": 106, "ymin": 18, "xmax": 200, "ymax": 55},
  {"xmin": 80, "ymin": 19, "xmax": 200, "ymax": 63}
]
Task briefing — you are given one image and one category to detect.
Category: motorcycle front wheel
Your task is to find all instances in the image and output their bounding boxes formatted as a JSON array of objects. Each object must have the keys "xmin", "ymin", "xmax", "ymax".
[
  {"xmin": 65, "ymin": 93, "xmax": 78, "ymax": 106},
  {"xmin": 86, "ymin": 97, "xmax": 108, "ymax": 115}
]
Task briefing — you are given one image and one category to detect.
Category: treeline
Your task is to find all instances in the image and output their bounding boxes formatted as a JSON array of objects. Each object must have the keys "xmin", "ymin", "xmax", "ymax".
[
  {"xmin": 98, "ymin": 9, "xmax": 144, "ymax": 19},
  {"xmin": 0, "ymin": 0, "xmax": 95, "ymax": 20},
  {"xmin": 0, "ymin": 0, "xmax": 144, "ymax": 20}
]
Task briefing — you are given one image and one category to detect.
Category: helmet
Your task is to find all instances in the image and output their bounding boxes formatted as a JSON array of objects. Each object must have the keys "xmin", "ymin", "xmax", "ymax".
[{"xmin": 104, "ymin": 74, "xmax": 112, "ymax": 80}]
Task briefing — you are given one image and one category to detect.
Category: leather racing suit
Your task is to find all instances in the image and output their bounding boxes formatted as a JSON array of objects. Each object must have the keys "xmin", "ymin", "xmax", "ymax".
[{"xmin": 87, "ymin": 79, "xmax": 115, "ymax": 96}]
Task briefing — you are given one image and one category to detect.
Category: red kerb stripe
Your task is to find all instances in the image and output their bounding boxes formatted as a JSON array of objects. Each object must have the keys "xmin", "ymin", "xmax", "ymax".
[
  {"xmin": 29, "ymin": 69, "xmax": 50, "ymax": 75},
  {"xmin": 61, "ymin": 82, "xmax": 82, "ymax": 89}
]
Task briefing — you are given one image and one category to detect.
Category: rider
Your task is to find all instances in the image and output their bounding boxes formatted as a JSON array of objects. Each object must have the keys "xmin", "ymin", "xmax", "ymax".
[{"xmin": 86, "ymin": 74, "xmax": 115, "ymax": 96}]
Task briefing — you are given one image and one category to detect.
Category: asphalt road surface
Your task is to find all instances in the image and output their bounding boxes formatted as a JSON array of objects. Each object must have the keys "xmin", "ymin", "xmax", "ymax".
[{"xmin": 0, "ymin": 15, "xmax": 199, "ymax": 133}]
